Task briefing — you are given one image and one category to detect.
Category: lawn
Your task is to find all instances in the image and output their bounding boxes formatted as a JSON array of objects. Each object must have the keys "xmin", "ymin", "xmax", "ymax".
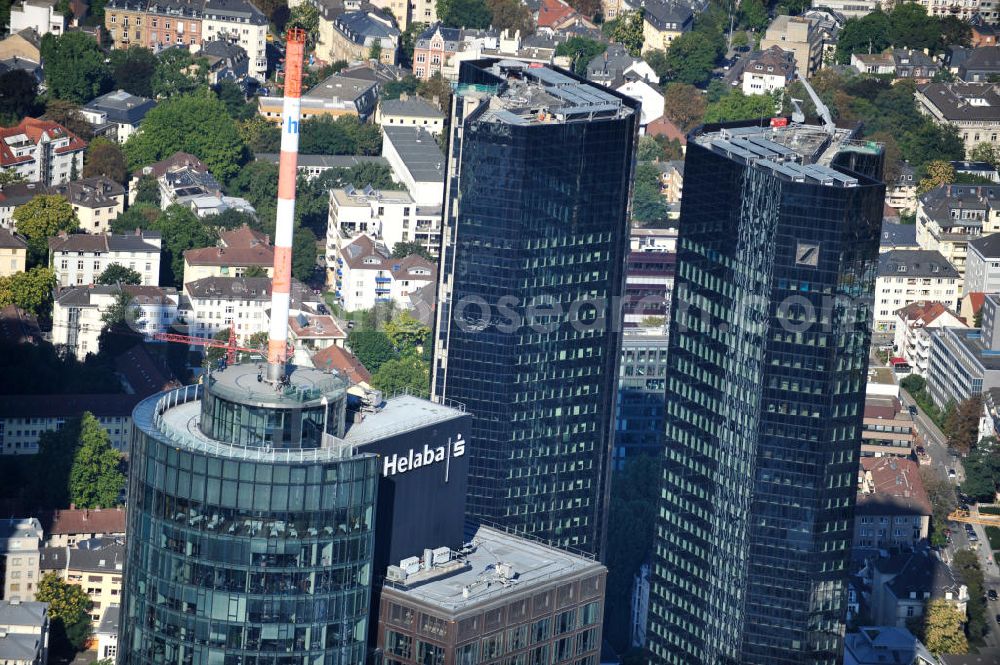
[
  {"xmin": 988, "ymin": 526, "xmax": 1000, "ymax": 550},
  {"xmin": 979, "ymin": 506, "xmax": 1000, "ymax": 515}
]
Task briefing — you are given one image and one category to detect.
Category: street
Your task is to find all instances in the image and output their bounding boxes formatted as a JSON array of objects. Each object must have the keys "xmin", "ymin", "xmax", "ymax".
[{"xmin": 899, "ymin": 388, "xmax": 1000, "ymax": 647}]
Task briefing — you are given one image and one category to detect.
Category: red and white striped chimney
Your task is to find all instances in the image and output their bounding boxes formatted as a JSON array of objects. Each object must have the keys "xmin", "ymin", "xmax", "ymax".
[{"xmin": 267, "ymin": 27, "xmax": 306, "ymax": 382}]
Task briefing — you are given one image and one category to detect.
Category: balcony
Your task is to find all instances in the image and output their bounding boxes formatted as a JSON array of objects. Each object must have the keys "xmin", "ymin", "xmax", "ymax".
[{"xmin": 374, "ymin": 276, "xmax": 391, "ymax": 284}]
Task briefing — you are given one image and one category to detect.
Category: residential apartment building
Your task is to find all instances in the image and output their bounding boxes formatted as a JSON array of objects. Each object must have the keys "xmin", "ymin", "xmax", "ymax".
[
  {"xmin": 327, "ymin": 186, "xmax": 419, "ymax": 257},
  {"xmin": 41, "ymin": 508, "xmax": 126, "ymax": 549},
  {"xmin": 48, "ymin": 231, "xmax": 162, "ymax": 288},
  {"xmin": 380, "ymin": 125, "xmax": 444, "ymax": 205},
  {"xmin": 81, "ymin": 90, "xmax": 157, "ymax": 144},
  {"xmin": 615, "ymin": 329, "xmax": 668, "ymax": 469},
  {"xmin": 893, "ymin": 301, "xmax": 968, "ymax": 376},
  {"xmin": 917, "ymin": 0, "xmax": 997, "ymax": 22},
  {"xmin": 738, "ymin": 46, "xmax": 795, "ymax": 95},
  {"xmin": 40, "ymin": 539, "xmax": 124, "ymax": 626},
  {"xmin": 254, "ymin": 153, "xmax": 389, "ymax": 180},
  {"xmin": 928, "ymin": 293, "xmax": 1000, "ymax": 406},
  {"xmin": 9, "ymin": 0, "xmax": 64, "ymax": 37},
  {"xmin": 916, "ymin": 81, "xmax": 1000, "ymax": 154},
  {"xmin": 0, "ymin": 394, "xmax": 145, "ymax": 453},
  {"xmin": 432, "ymin": 61, "xmax": 638, "ymax": 556},
  {"xmin": 0, "ymin": 118, "xmax": 86, "ymax": 187},
  {"xmin": 875, "ymin": 250, "xmax": 961, "ymax": 332},
  {"xmin": 964, "ymin": 232, "xmax": 1000, "ymax": 294},
  {"xmin": 129, "ymin": 151, "xmax": 208, "ymax": 204},
  {"xmin": 201, "ymin": 0, "xmax": 267, "ymax": 80},
  {"xmin": 52, "ymin": 284, "xmax": 179, "ymax": 359},
  {"xmin": 323, "ymin": 10, "xmax": 399, "ymax": 66},
  {"xmin": 0, "ymin": 230, "xmax": 27, "ymax": 277},
  {"xmin": 179, "ymin": 275, "xmax": 318, "ymax": 341},
  {"xmin": 954, "ymin": 45, "xmax": 1000, "ymax": 82},
  {"xmin": 760, "ymin": 14, "xmax": 824, "ymax": 77},
  {"xmin": 375, "ymin": 94, "xmax": 445, "ymax": 134},
  {"xmin": 104, "ymin": 0, "xmax": 148, "ymax": 49},
  {"xmin": 139, "ymin": 0, "xmax": 204, "ymax": 51},
  {"xmin": 334, "ymin": 233, "xmax": 435, "ymax": 311},
  {"xmin": 843, "ymin": 627, "xmax": 939, "ymax": 665},
  {"xmin": 624, "ymin": 247, "xmax": 675, "ymax": 326},
  {"xmin": 640, "ymin": 0, "xmax": 693, "ymax": 54},
  {"xmin": 0, "ymin": 519, "xmax": 42, "ymax": 602},
  {"xmin": 852, "ymin": 48, "xmax": 938, "ymax": 82},
  {"xmin": 871, "ymin": 551, "xmax": 967, "ymax": 629},
  {"xmin": 980, "ymin": 386, "xmax": 1000, "ymax": 440},
  {"xmin": 182, "ymin": 226, "xmax": 274, "ymax": 283},
  {"xmin": 376, "ymin": 525, "xmax": 607, "ymax": 665},
  {"xmin": 809, "ymin": 0, "xmax": 880, "ymax": 18},
  {"xmin": 96, "ymin": 606, "xmax": 120, "ymax": 662},
  {"xmin": 50, "ymin": 176, "xmax": 126, "ymax": 234},
  {"xmin": 880, "ymin": 222, "xmax": 919, "ymax": 253},
  {"xmin": 855, "ymin": 457, "xmax": 930, "ymax": 550},
  {"xmin": 915, "ymin": 184, "xmax": 998, "ymax": 275},
  {"xmin": 647, "ymin": 120, "xmax": 884, "ymax": 664},
  {"xmin": 860, "ymin": 397, "xmax": 917, "ymax": 458},
  {"xmin": 0, "ymin": 600, "xmax": 49, "ymax": 665},
  {"xmin": 886, "ymin": 164, "xmax": 918, "ymax": 213}
]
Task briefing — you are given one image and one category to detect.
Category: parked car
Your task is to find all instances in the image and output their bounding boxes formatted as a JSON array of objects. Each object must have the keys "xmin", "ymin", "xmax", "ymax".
[
  {"xmin": 948, "ymin": 468, "xmax": 957, "ymax": 479},
  {"xmin": 908, "ymin": 405, "xmax": 918, "ymax": 416},
  {"xmin": 989, "ymin": 589, "xmax": 998, "ymax": 601},
  {"xmin": 995, "ymin": 614, "xmax": 1000, "ymax": 625}
]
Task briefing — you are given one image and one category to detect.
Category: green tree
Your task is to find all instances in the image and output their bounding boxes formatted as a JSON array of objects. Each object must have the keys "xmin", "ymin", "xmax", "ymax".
[
  {"xmin": 123, "ymin": 91, "xmax": 248, "ymax": 181},
  {"xmin": 391, "ymin": 241, "xmax": 433, "ymax": 260},
  {"xmin": 662, "ymin": 82, "xmax": 706, "ymax": 132},
  {"xmin": 36, "ymin": 572, "xmax": 92, "ymax": 649},
  {"xmin": 887, "ymin": 3, "xmax": 939, "ymax": 52},
  {"xmin": 215, "ymin": 79, "xmax": 255, "ymax": 121},
  {"xmin": 381, "ymin": 76, "xmax": 420, "ymax": 101},
  {"xmin": 917, "ymin": 160, "xmax": 956, "ymax": 195},
  {"xmin": 920, "ymin": 466, "xmax": 956, "ymax": 546},
  {"xmin": 12, "ymin": 194, "xmax": 79, "ymax": 267},
  {"xmin": 299, "ymin": 114, "xmax": 382, "ymax": 155},
  {"xmin": 605, "ymin": 11, "xmax": 644, "ymax": 56},
  {"xmin": 153, "ymin": 205, "xmax": 215, "ymax": 286},
  {"xmin": 437, "ymin": 0, "xmax": 491, "ymax": 29},
  {"xmin": 962, "ymin": 445, "xmax": 1000, "ymax": 502},
  {"xmin": 399, "ymin": 22, "xmax": 427, "ymax": 67},
  {"xmin": 0, "ymin": 266, "xmax": 56, "ymax": 317},
  {"xmin": 637, "ymin": 135, "xmax": 664, "ymax": 161},
  {"xmin": 132, "ymin": 176, "xmax": 161, "ymax": 206},
  {"xmin": 0, "ymin": 69, "xmax": 39, "ymax": 124},
  {"xmin": 939, "ymin": 15, "xmax": 971, "ymax": 50},
  {"xmin": 971, "ymin": 142, "xmax": 1000, "ymax": 168},
  {"xmin": 0, "ymin": 170, "xmax": 26, "ymax": 186},
  {"xmin": 922, "ymin": 599, "xmax": 968, "ymax": 654},
  {"xmin": 836, "ymin": 11, "xmax": 892, "ymax": 64},
  {"xmin": 486, "ymin": 0, "xmax": 534, "ymax": 34},
  {"xmin": 238, "ymin": 115, "xmax": 282, "ymax": 153},
  {"xmin": 206, "ymin": 327, "xmax": 233, "ymax": 363},
  {"xmin": 44, "ymin": 98, "xmax": 94, "ymax": 139},
  {"xmin": 40, "ymin": 31, "xmax": 111, "ymax": 103},
  {"xmin": 604, "ymin": 455, "xmax": 659, "ymax": 652},
  {"xmin": 663, "ymin": 30, "xmax": 722, "ymax": 86},
  {"xmin": 739, "ymin": 0, "xmax": 768, "ymax": 31},
  {"xmin": 69, "ymin": 412, "xmax": 125, "ymax": 508},
  {"xmin": 97, "ymin": 263, "xmax": 143, "ymax": 286},
  {"xmin": 368, "ymin": 39, "xmax": 383, "ymax": 63},
  {"xmin": 347, "ymin": 330, "xmax": 396, "ymax": 372},
  {"xmin": 100, "ymin": 287, "xmax": 138, "ymax": 329},
  {"xmin": 631, "ymin": 162, "xmax": 666, "ymax": 224},
  {"xmin": 704, "ymin": 89, "xmax": 777, "ymax": 123},
  {"xmin": 292, "ymin": 226, "xmax": 317, "ymax": 281},
  {"xmin": 943, "ymin": 394, "xmax": 983, "ymax": 455},
  {"xmin": 417, "ymin": 74, "xmax": 452, "ymax": 113},
  {"xmin": 83, "ymin": 137, "xmax": 127, "ymax": 184},
  {"xmin": 554, "ymin": 37, "xmax": 607, "ymax": 76},
  {"xmin": 384, "ymin": 311, "xmax": 430, "ymax": 351},
  {"xmin": 152, "ymin": 48, "xmax": 210, "ymax": 98},
  {"xmin": 109, "ymin": 46, "xmax": 158, "ymax": 98},
  {"xmin": 371, "ymin": 354, "xmax": 430, "ymax": 397}
]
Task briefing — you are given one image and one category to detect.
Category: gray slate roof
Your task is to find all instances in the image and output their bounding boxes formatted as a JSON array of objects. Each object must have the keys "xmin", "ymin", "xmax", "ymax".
[
  {"xmin": 919, "ymin": 81, "xmax": 1000, "ymax": 120},
  {"xmin": 83, "ymin": 90, "xmax": 156, "ymax": 126},
  {"xmin": 0, "ymin": 632, "xmax": 41, "ymax": 661},
  {"xmin": 0, "ymin": 600, "xmax": 47, "ymax": 628},
  {"xmin": 97, "ymin": 604, "xmax": 120, "ymax": 636},
  {"xmin": 380, "ymin": 95, "xmax": 444, "ymax": 119},
  {"xmin": 335, "ymin": 11, "xmax": 399, "ymax": 44},
  {"xmin": 969, "ymin": 232, "xmax": 1000, "ymax": 258},
  {"xmin": 382, "ymin": 126, "xmax": 444, "ymax": 183},
  {"xmin": 203, "ymin": 0, "xmax": 266, "ymax": 23},
  {"xmin": 878, "ymin": 249, "xmax": 961, "ymax": 279},
  {"xmin": 880, "ymin": 221, "xmax": 917, "ymax": 248}
]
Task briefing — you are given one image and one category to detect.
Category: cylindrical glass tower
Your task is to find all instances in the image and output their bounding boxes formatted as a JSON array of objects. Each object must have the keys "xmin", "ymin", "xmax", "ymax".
[{"xmin": 120, "ymin": 364, "xmax": 378, "ymax": 665}]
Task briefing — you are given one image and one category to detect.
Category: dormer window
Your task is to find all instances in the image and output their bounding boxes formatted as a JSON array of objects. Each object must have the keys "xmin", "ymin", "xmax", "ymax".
[{"xmin": 897, "ymin": 266, "xmax": 906, "ymax": 273}]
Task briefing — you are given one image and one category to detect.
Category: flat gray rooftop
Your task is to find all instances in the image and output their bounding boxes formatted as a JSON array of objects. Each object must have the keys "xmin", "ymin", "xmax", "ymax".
[
  {"xmin": 343, "ymin": 394, "xmax": 465, "ymax": 447},
  {"xmin": 0, "ymin": 631, "xmax": 41, "ymax": 661},
  {"xmin": 205, "ymin": 363, "xmax": 348, "ymax": 409},
  {"xmin": 694, "ymin": 123, "xmax": 880, "ymax": 187},
  {"xmin": 384, "ymin": 525, "xmax": 604, "ymax": 615},
  {"xmin": 382, "ymin": 126, "xmax": 445, "ymax": 183},
  {"xmin": 0, "ymin": 600, "xmax": 47, "ymax": 627}
]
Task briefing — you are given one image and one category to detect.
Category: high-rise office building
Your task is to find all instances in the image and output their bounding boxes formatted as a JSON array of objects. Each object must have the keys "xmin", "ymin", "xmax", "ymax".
[
  {"xmin": 119, "ymin": 363, "xmax": 469, "ymax": 664},
  {"xmin": 432, "ymin": 60, "xmax": 639, "ymax": 555},
  {"xmin": 646, "ymin": 120, "xmax": 884, "ymax": 665}
]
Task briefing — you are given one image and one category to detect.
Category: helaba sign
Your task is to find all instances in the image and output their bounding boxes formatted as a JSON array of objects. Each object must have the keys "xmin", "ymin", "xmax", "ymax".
[{"xmin": 382, "ymin": 434, "xmax": 465, "ymax": 481}]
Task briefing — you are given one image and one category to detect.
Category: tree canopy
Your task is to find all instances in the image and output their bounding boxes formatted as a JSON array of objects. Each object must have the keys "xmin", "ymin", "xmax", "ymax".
[
  {"xmin": 40, "ymin": 31, "xmax": 111, "ymax": 103},
  {"xmin": 299, "ymin": 115, "xmax": 382, "ymax": 156},
  {"xmin": 703, "ymin": 90, "xmax": 777, "ymax": 124},
  {"xmin": 390, "ymin": 241, "xmax": 433, "ymax": 261},
  {"xmin": 36, "ymin": 572, "xmax": 93, "ymax": 651},
  {"xmin": 486, "ymin": 0, "xmax": 533, "ymax": 35},
  {"xmin": 123, "ymin": 91, "xmax": 248, "ymax": 181},
  {"xmin": 371, "ymin": 355, "xmax": 430, "ymax": 397},
  {"xmin": 662, "ymin": 82, "xmax": 707, "ymax": 132},
  {"xmin": 97, "ymin": 263, "xmax": 143, "ymax": 286},
  {"xmin": 554, "ymin": 37, "xmax": 607, "ymax": 76},
  {"xmin": 83, "ymin": 137, "xmax": 128, "ymax": 184},
  {"xmin": 437, "ymin": 0, "xmax": 491, "ymax": 29},
  {"xmin": 347, "ymin": 330, "xmax": 396, "ymax": 372},
  {"xmin": 384, "ymin": 311, "xmax": 431, "ymax": 351},
  {"xmin": 0, "ymin": 69, "xmax": 39, "ymax": 124},
  {"xmin": 152, "ymin": 48, "xmax": 210, "ymax": 98},
  {"xmin": 0, "ymin": 267, "xmax": 57, "ymax": 318},
  {"xmin": 109, "ymin": 46, "xmax": 158, "ymax": 98},
  {"xmin": 69, "ymin": 412, "xmax": 126, "ymax": 508},
  {"xmin": 632, "ymin": 162, "xmax": 667, "ymax": 225},
  {"xmin": 111, "ymin": 203, "xmax": 214, "ymax": 287},
  {"xmin": 836, "ymin": 5, "xmax": 971, "ymax": 64},
  {"xmin": 604, "ymin": 11, "xmax": 644, "ymax": 56},
  {"xmin": 943, "ymin": 395, "xmax": 982, "ymax": 455},
  {"xmin": 12, "ymin": 194, "xmax": 79, "ymax": 267},
  {"xmin": 661, "ymin": 28, "xmax": 724, "ymax": 86}
]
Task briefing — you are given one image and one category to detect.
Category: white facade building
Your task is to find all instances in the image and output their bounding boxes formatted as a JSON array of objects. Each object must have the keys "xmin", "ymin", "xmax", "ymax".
[
  {"xmin": 892, "ymin": 301, "xmax": 968, "ymax": 376},
  {"xmin": 180, "ymin": 276, "xmax": 318, "ymax": 342},
  {"xmin": 9, "ymin": 0, "xmax": 64, "ymax": 37},
  {"xmin": 0, "ymin": 118, "xmax": 86, "ymax": 187},
  {"xmin": 616, "ymin": 79, "xmax": 664, "ymax": 131},
  {"xmin": 964, "ymin": 232, "xmax": 1000, "ymax": 295},
  {"xmin": 334, "ymin": 234, "xmax": 436, "ymax": 312},
  {"xmin": 52, "ymin": 285, "xmax": 179, "ymax": 360},
  {"xmin": 201, "ymin": 0, "xmax": 268, "ymax": 80},
  {"xmin": 381, "ymin": 126, "xmax": 445, "ymax": 207},
  {"xmin": 0, "ymin": 600, "xmax": 49, "ymax": 665},
  {"xmin": 875, "ymin": 250, "xmax": 962, "ymax": 333},
  {"xmin": 0, "ymin": 519, "xmax": 42, "ymax": 602},
  {"xmin": 48, "ymin": 231, "xmax": 162, "ymax": 288},
  {"xmin": 327, "ymin": 185, "xmax": 443, "ymax": 264}
]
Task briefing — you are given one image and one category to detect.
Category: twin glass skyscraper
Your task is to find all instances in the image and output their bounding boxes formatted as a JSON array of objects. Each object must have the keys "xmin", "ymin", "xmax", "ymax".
[
  {"xmin": 646, "ymin": 121, "xmax": 884, "ymax": 664},
  {"xmin": 432, "ymin": 60, "xmax": 639, "ymax": 556}
]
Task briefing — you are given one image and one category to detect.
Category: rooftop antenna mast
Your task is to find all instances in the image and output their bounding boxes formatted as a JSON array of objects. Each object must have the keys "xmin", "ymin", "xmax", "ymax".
[{"xmin": 267, "ymin": 27, "xmax": 306, "ymax": 383}]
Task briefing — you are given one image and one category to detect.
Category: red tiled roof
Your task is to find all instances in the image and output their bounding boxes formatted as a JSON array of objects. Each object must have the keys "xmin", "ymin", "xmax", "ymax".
[
  {"xmin": 0, "ymin": 118, "xmax": 87, "ymax": 167},
  {"xmin": 40, "ymin": 507, "xmax": 126, "ymax": 536},
  {"xmin": 220, "ymin": 225, "xmax": 270, "ymax": 249},
  {"xmin": 537, "ymin": 0, "xmax": 577, "ymax": 27},
  {"xmin": 289, "ymin": 313, "xmax": 345, "ymax": 340},
  {"xmin": 184, "ymin": 225, "xmax": 274, "ymax": 267},
  {"xmin": 311, "ymin": 345, "xmax": 372, "ymax": 384},
  {"xmin": 856, "ymin": 457, "xmax": 932, "ymax": 518},
  {"xmin": 864, "ymin": 396, "xmax": 902, "ymax": 420},
  {"xmin": 645, "ymin": 116, "xmax": 687, "ymax": 145},
  {"xmin": 896, "ymin": 301, "xmax": 952, "ymax": 326},
  {"xmin": 967, "ymin": 292, "xmax": 986, "ymax": 316}
]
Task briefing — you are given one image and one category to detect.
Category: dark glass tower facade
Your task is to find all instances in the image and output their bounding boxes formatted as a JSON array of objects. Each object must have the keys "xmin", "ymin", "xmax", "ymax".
[
  {"xmin": 432, "ymin": 60, "xmax": 639, "ymax": 555},
  {"xmin": 646, "ymin": 121, "xmax": 884, "ymax": 665},
  {"xmin": 120, "ymin": 365, "xmax": 379, "ymax": 665}
]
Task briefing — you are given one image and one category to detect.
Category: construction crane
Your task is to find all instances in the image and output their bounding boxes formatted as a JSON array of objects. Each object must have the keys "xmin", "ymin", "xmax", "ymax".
[
  {"xmin": 947, "ymin": 509, "xmax": 1000, "ymax": 528},
  {"xmin": 153, "ymin": 329, "xmax": 291, "ymax": 366},
  {"xmin": 789, "ymin": 69, "xmax": 836, "ymax": 135}
]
